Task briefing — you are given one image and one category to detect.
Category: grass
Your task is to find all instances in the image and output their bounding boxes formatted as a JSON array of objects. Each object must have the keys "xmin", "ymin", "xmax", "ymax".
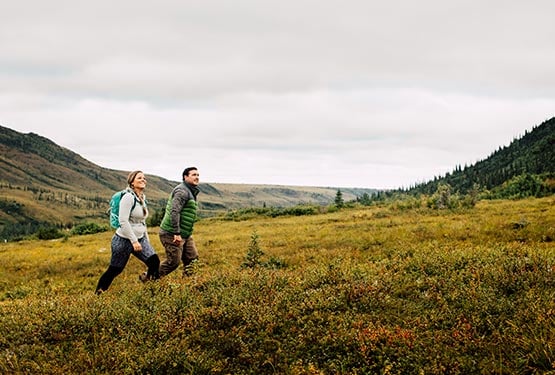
[{"xmin": 0, "ymin": 197, "xmax": 554, "ymax": 374}]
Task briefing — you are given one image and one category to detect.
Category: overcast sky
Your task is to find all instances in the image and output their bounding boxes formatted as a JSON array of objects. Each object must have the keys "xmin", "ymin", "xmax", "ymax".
[{"xmin": 1, "ymin": 1, "xmax": 554, "ymax": 189}]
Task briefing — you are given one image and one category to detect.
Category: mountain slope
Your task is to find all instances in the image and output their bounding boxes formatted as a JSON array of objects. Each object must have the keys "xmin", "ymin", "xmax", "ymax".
[
  {"xmin": 407, "ymin": 116, "xmax": 555, "ymax": 195},
  {"xmin": 0, "ymin": 125, "xmax": 375, "ymax": 233},
  {"xmin": 1, "ymin": 126, "xmax": 122, "ymax": 192}
]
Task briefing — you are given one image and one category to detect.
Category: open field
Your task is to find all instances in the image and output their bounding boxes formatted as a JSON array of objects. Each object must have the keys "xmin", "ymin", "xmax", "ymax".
[{"xmin": 1, "ymin": 197, "xmax": 554, "ymax": 374}]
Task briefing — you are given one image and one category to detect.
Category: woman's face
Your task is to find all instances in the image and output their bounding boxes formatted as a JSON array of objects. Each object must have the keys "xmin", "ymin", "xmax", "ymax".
[{"xmin": 132, "ymin": 172, "xmax": 147, "ymax": 189}]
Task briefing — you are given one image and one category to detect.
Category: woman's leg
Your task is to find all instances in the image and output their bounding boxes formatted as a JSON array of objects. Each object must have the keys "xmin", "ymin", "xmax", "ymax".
[
  {"xmin": 96, "ymin": 265, "xmax": 124, "ymax": 294},
  {"xmin": 135, "ymin": 236, "xmax": 160, "ymax": 280},
  {"xmin": 145, "ymin": 254, "xmax": 160, "ymax": 279},
  {"xmin": 95, "ymin": 234, "xmax": 132, "ymax": 293}
]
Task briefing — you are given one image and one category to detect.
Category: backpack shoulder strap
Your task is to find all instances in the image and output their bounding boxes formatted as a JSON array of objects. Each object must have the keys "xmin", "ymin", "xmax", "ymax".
[{"xmin": 123, "ymin": 189, "xmax": 141, "ymax": 211}]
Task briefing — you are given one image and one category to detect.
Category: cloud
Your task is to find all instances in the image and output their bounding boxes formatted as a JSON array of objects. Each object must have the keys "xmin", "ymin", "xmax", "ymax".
[{"xmin": 1, "ymin": 1, "xmax": 555, "ymax": 189}]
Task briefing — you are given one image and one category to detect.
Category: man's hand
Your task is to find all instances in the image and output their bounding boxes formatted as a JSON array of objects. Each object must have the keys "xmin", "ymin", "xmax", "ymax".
[{"xmin": 173, "ymin": 234, "xmax": 183, "ymax": 245}]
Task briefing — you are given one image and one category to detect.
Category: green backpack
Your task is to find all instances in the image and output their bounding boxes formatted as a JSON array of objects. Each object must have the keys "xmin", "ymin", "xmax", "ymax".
[{"xmin": 109, "ymin": 190, "xmax": 138, "ymax": 229}]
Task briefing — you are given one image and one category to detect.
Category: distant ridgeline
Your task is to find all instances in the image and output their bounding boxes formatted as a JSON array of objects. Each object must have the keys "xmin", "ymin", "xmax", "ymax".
[
  {"xmin": 0, "ymin": 125, "xmax": 374, "ymax": 241},
  {"xmin": 386, "ymin": 116, "xmax": 555, "ymax": 200},
  {"xmin": 1, "ymin": 116, "xmax": 553, "ymax": 241}
]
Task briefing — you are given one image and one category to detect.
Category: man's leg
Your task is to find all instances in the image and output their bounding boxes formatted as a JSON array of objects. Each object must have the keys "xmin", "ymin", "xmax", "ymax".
[
  {"xmin": 182, "ymin": 236, "xmax": 199, "ymax": 276},
  {"xmin": 158, "ymin": 232, "xmax": 183, "ymax": 277}
]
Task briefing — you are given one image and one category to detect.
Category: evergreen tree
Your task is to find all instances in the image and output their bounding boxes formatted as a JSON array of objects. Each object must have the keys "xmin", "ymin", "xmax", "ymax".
[
  {"xmin": 334, "ymin": 189, "xmax": 344, "ymax": 208},
  {"xmin": 242, "ymin": 231, "xmax": 264, "ymax": 269},
  {"xmin": 359, "ymin": 192, "xmax": 372, "ymax": 206}
]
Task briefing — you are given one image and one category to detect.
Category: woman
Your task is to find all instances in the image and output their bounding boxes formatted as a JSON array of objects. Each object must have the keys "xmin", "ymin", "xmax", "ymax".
[{"xmin": 96, "ymin": 170, "xmax": 160, "ymax": 294}]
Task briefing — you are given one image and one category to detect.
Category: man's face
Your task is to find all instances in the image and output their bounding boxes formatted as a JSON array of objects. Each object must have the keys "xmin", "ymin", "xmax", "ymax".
[{"xmin": 185, "ymin": 170, "xmax": 200, "ymax": 186}]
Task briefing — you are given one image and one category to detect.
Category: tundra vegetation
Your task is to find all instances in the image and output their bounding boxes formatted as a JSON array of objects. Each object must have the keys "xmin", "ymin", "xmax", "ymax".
[{"xmin": 0, "ymin": 196, "xmax": 554, "ymax": 374}]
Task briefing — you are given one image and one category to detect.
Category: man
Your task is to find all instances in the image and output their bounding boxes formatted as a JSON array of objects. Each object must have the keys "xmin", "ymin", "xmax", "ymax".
[{"xmin": 157, "ymin": 167, "xmax": 200, "ymax": 277}]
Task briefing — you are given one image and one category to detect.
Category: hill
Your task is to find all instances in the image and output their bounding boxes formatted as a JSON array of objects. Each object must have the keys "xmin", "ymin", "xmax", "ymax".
[
  {"xmin": 0, "ymin": 125, "xmax": 376, "ymax": 237},
  {"xmin": 404, "ymin": 116, "xmax": 555, "ymax": 197}
]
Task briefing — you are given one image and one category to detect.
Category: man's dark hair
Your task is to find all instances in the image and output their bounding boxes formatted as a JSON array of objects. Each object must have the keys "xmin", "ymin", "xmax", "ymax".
[{"xmin": 183, "ymin": 167, "xmax": 198, "ymax": 179}]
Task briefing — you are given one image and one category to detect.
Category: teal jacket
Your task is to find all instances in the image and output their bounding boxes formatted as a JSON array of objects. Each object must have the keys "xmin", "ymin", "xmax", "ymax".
[{"xmin": 159, "ymin": 182, "xmax": 199, "ymax": 238}]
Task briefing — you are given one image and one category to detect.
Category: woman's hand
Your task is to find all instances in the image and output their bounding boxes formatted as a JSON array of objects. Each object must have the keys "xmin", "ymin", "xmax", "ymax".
[{"xmin": 132, "ymin": 241, "xmax": 142, "ymax": 252}]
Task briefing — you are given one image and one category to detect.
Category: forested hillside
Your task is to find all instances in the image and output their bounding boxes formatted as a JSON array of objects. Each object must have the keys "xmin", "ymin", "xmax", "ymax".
[{"xmin": 402, "ymin": 117, "xmax": 555, "ymax": 198}]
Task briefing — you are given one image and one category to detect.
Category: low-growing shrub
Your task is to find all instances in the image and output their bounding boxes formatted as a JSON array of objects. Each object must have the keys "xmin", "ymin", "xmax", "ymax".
[
  {"xmin": 0, "ymin": 197, "xmax": 554, "ymax": 374},
  {"xmin": 70, "ymin": 222, "xmax": 108, "ymax": 235},
  {"xmin": 36, "ymin": 226, "xmax": 64, "ymax": 240}
]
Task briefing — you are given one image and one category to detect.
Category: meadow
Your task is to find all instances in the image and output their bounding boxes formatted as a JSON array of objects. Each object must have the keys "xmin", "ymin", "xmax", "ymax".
[{"xmin": 0, "ymin": 197, "xmax": 554, "ymax": 374}]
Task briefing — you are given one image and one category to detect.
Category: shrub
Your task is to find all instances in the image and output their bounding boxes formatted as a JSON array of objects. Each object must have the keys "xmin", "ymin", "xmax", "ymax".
[
  {"xmin": 70, "ymin": 222, "xmax": 108, "ymax": 235},
  {"xmin": 494, "ymin": 173, "xmax": 550, "ymax": 199},
  {"xmin": 36, "ymin": 226, "xmax": 64, "ymax": 240},
  {"xmin": 223, "ymin": 204, "xmax": 319, "ymax": 221}
]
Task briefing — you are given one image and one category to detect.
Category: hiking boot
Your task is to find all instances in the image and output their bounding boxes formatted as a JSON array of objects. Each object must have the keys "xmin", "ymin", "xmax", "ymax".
[
  {"xmin": 139, "ymin": 271, "xmax": 149, "ymax": 283},
  {"xmin": 183, "ymin": 259, "xmax": 200, "ymax": 277}
]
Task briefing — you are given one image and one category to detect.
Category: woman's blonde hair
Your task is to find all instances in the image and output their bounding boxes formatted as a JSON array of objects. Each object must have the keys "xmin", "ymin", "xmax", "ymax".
[{"xmin": 127, "ymin": 170, "xmax": 143, "ymax": 188}]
